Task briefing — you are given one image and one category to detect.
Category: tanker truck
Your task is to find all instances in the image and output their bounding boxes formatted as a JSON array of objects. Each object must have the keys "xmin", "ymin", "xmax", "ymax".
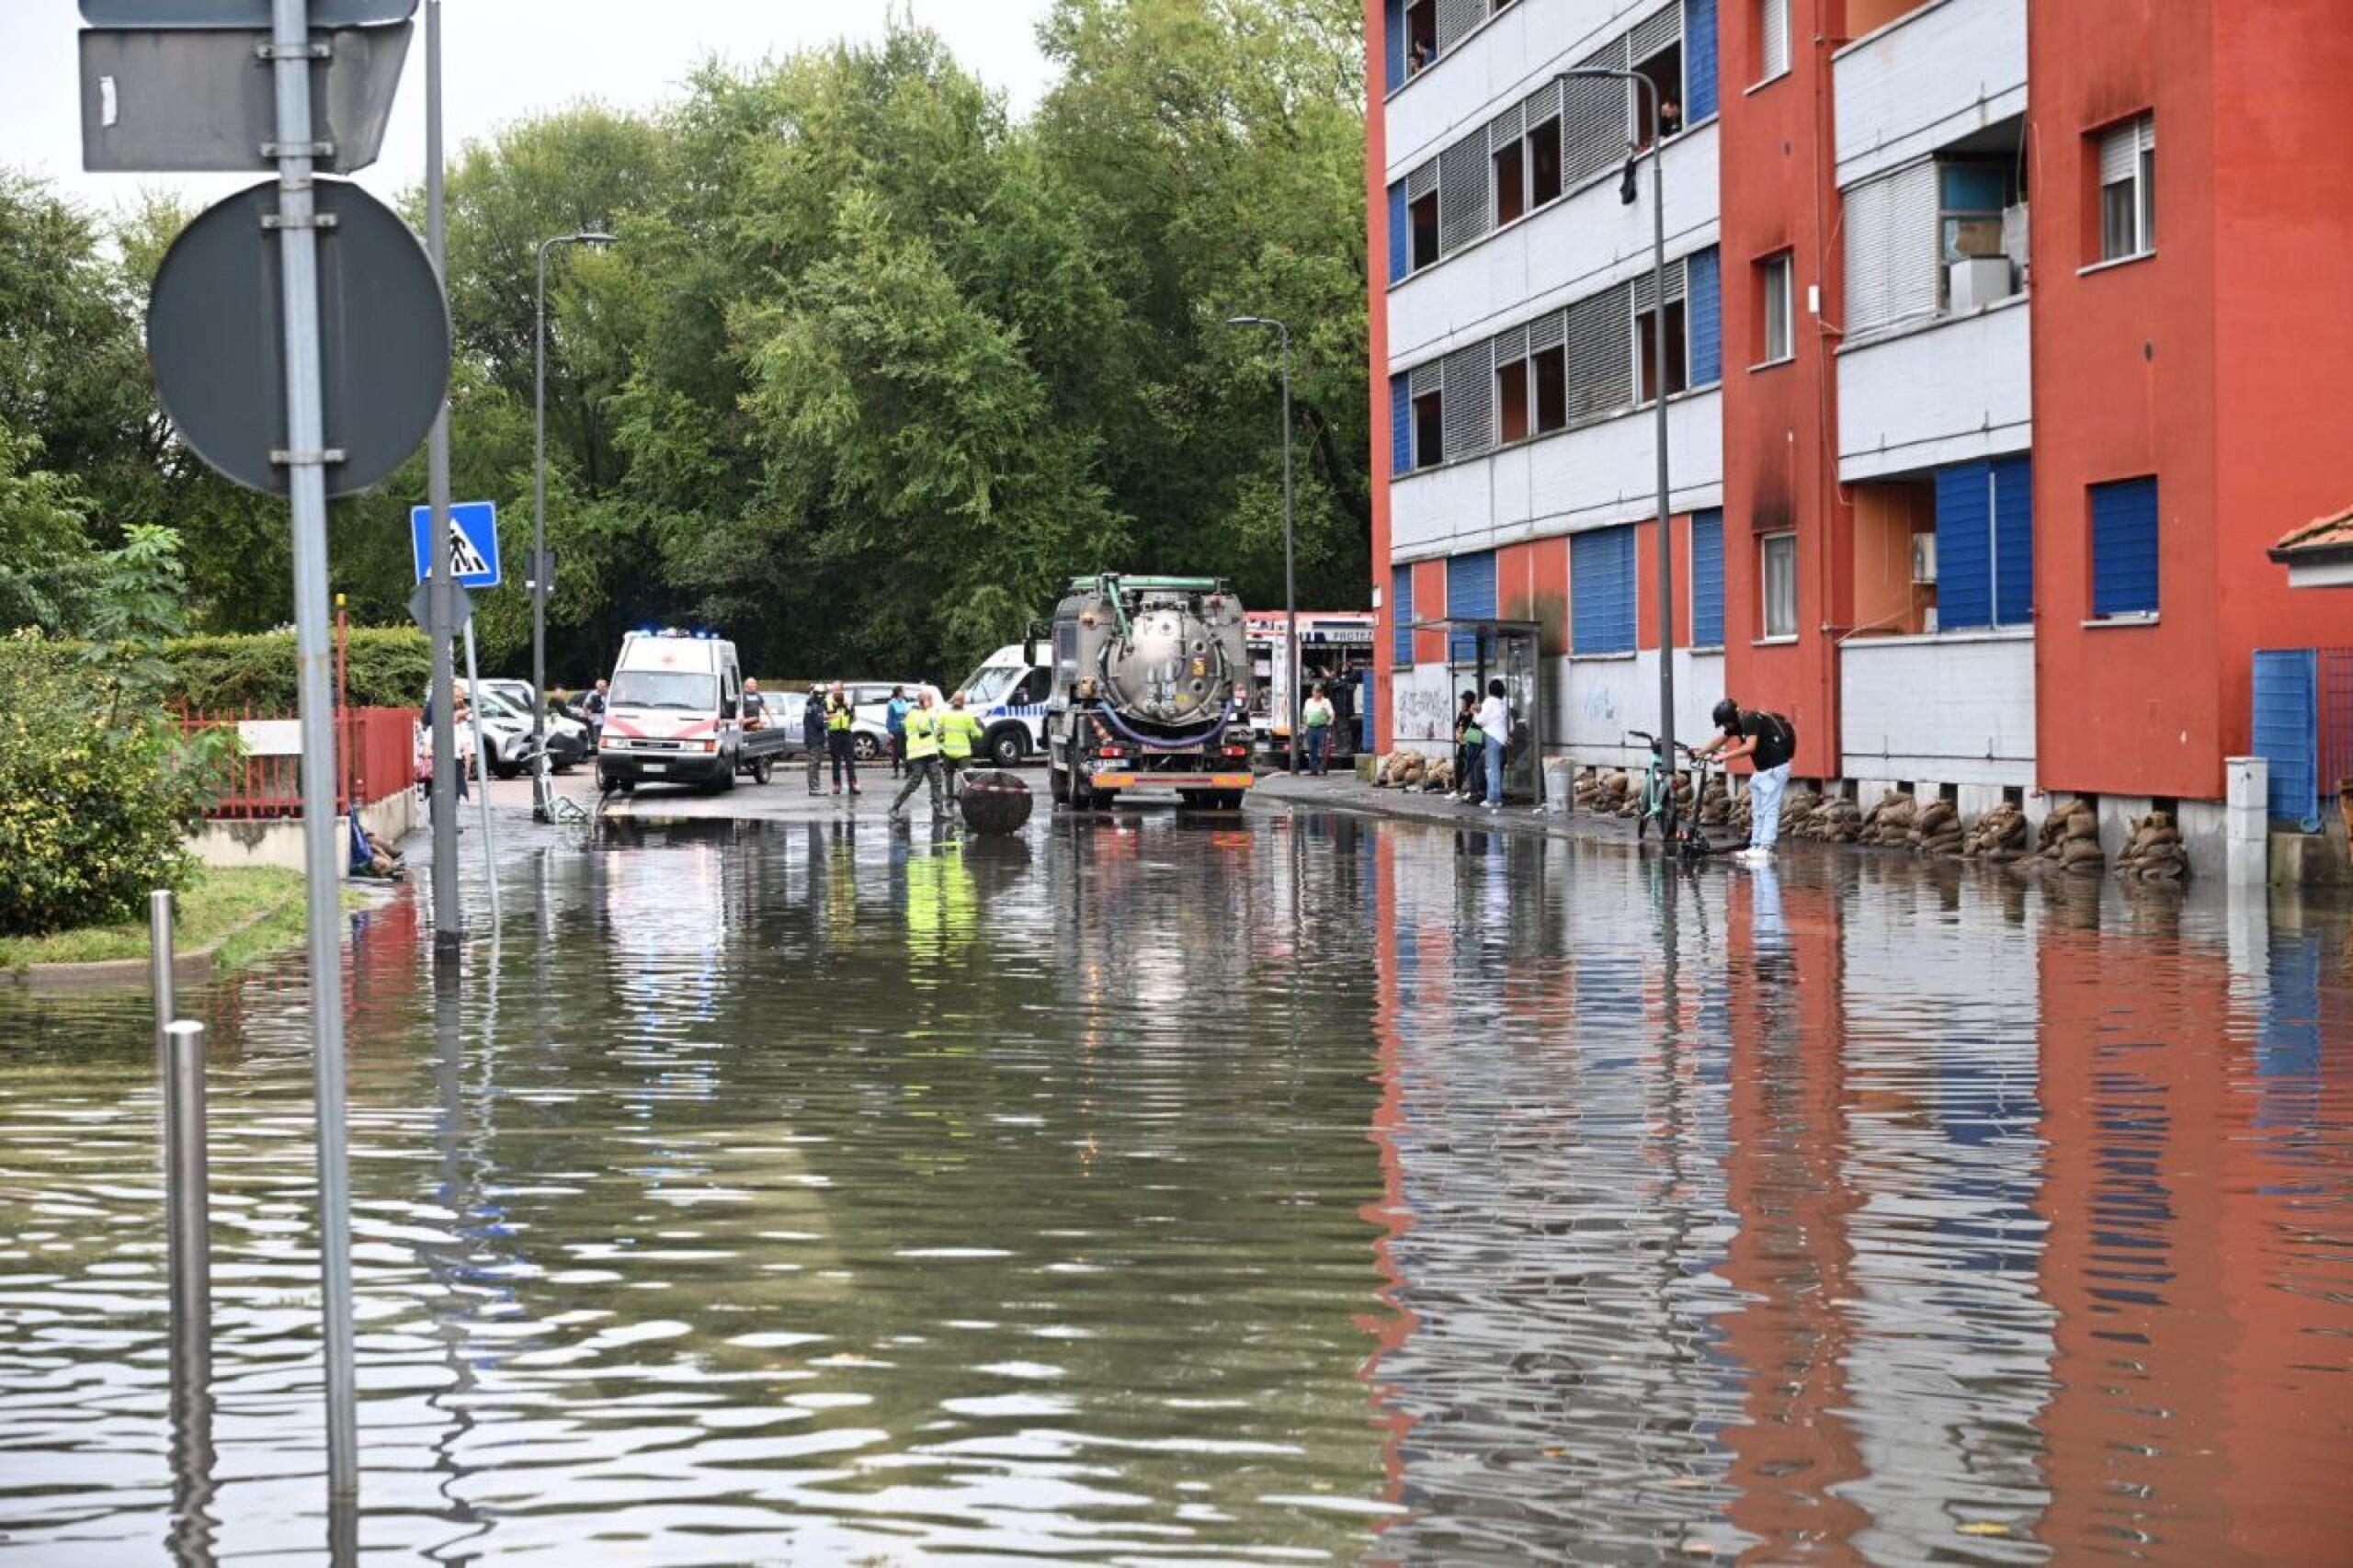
[{"xmin": 1044, "ymin": 574, "xmax": 1258, "ymax": 811}]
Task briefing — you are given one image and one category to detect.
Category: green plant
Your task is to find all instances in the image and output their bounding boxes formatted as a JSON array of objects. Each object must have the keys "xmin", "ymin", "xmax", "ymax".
[
  {"xmin": 0, "ymin": 640, "xmax": 217, "ymax": 937},
  {"xmin": 162, "ymin": 625, "xmax": 430, "ymax": 711}
]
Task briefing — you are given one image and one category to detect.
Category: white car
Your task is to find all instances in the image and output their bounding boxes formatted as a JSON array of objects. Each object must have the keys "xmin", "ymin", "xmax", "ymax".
[
  {"xmin": 446, "ymin": 683, "xmax": 591, "ymax": 777},
  {"xmin": 840, "ymin": 680, "xmax": 944, "ymax": 761}
]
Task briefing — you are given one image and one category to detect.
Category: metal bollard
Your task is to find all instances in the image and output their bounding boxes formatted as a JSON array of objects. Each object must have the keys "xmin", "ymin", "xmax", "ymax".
[
  {"xmin": 150, "ymin": 890, "xmax": 176, "ymax": 1125},
  {"xmin": 164, "ymin": 1020, "xmax": 212, "ymax": 1376}
]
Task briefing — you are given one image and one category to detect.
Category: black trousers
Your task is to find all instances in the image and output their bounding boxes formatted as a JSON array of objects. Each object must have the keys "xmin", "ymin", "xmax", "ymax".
[{"xmin": 829, "ymin": 731, "xmax": 858, "ymax": 790}]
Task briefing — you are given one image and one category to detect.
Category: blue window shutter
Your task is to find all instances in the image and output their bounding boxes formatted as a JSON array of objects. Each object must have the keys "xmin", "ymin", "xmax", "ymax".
[
  {"xmin": 1690, "ymin": 509, "xmax": 1724, "ymax": 647},
  {"xmin": 1684, "ymin": 0, "xmax": 1719, "ymax": 123},
  {"xmin": 1572, "ymin": 527, "xmax": 1636, "ymax": 654},
  {"xmin": 2252, "ymin": 649, "xmax": 2321, "ymax": 827},
  {"xmin": 1384, "ymin": 0, "xmax": 1405, "ymax": 92},
  {"xmin": 1934, "ymin": 460, "xmax": 1993, "ymax": 631},
  {"xmin": 1392, "ymin": 564, "xmax": 1414, "ymax": 665},
  {"xmin": 1447, "ymin": 550, "xmax": 1496, "ymax": 664},
  {"xmin": 1686, "ymin": 247, "xmax": 1722, "ymax": 386},
  {"xmin": 2091, "ymin": 476, "xmax": 2160, "ymax": 616},
  {"xmin": 1387, "ymin": 182, "xmax": 1408, "ymax": 285},
  {"xmin": 1390, "ymin": 375, "xmax": 1413, "ymax": 477},
  {"xmin": 1992, "ymin": 455, "xmax": 2033, "ymax": 625}
]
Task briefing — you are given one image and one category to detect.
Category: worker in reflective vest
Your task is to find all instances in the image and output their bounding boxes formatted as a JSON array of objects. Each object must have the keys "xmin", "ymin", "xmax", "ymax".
[
  {"xmin": 937, "ymin": 691, "xmax": 984, "ymax": 798},
  {"xmin": 824, "ymin": 681, "xmax": 858, "ymax": 796},
  {"xmin": 889, "ymin": 692, "xmax": 945, "ymax": 821}
]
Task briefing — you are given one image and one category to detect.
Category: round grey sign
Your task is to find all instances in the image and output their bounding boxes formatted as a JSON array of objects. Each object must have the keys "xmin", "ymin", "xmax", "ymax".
[{"xmin": 148, "ymin": 177, "xmax": 449, "ymax": 497}]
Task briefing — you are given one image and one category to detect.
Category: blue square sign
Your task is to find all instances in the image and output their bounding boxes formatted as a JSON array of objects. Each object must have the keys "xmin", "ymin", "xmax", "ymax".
[{"xmin": 410, "ymin": 501, "xmax": 500, "ymax": 588}]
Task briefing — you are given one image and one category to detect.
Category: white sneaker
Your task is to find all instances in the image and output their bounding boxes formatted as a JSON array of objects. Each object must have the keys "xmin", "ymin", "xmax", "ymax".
[{"xmin": 1733, "ymin": 846, "xmax": 1771, "ymax": 864}]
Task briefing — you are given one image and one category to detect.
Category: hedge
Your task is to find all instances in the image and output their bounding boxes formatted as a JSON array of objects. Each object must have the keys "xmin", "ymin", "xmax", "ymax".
[{"xmin": 163, "ymin": 626, "xmax": 430, "ymax": 711}]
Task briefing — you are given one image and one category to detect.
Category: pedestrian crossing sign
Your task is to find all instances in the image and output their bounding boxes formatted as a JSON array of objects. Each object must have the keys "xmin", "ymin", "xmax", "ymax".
[{"xmin": 408, "ymin": 501, "xmax": 502, "ymax": 588}]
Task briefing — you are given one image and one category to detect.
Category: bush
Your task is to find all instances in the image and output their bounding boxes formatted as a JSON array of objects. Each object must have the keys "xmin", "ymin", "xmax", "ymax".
[
  {"xmin": 163, "ymin": 625, "xmax": 429, "ymax": 711},
  {"xmin": 0, "ymin": 641, "xmax": 217, "ymax": 937}
]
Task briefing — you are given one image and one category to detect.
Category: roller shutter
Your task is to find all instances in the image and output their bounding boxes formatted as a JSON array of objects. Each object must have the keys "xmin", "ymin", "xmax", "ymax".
[
  {"xmin": 1448, "ymin": 550, "xmax": 1496, "ymax": 665},
  {"xmin": 1935, "ymin": 460, "xmax": 1994, "ymax": 631},
  {"xmin": 1562, "ymin": 46, "xmax": 1629, "ymax": 187},
  {"xmin": 1992, "ymin": 455, "xmax": 2032, "ymax": 625},
  {"xmin": 1390, "ymin": 374, "xmax": 1413, "ymax": 477},
  {"xmin": 1387, "ymin": 181, "xmax": 1408, "ymax": 284},
  {"xmin": 1760, "ymin": 0, "xmax": 1789, "ymax": 78},
  {"xmin": 1684, "ymin": 0, "xmax": 1719, "ymax": 122},
  {"xmin": 2091, "ymin": 476, "xmax": 2159, "ymax": 617},
  {"xmin": 1392, "ymin": 564, "xmax": 1415, "ymax": 665},
  {"xmin": 1441, "ymin": 340, "xmax": 1495, "ymax": 460},
  {"xmin": 1686, "ymin": 246, "xmax": 1722, "ymax": 384},
  {"xmin": 1844, "ymin": 160, "xmax": 1938, "ymax": 335},
  {"xmin": 1563, "ymin": 283, "xmax": 1633, "ymax": 423},
  {"xmin": 1438, "ymin": 133, "xmax": 1492, "ymax": 255},
  {"xmin": 1572, "ymin": 527, "xmax": 1637, "ymax": 654},
  {"xmin": 1630, "ymin": 2, "xmax": 1682, "ymax": 62},
  {"xmin": 1690, "ymin": 509, "xmax": 1725, "ymax": 647},
  {"xmin": 1437, "ymin": 0, "xmax": 1484, "ymax": 52}
]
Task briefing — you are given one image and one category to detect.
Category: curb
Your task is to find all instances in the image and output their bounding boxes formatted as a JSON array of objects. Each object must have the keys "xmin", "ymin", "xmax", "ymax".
[{"xmin": 4, "ymin": 894, "xmax": 300, "ymax": 992}]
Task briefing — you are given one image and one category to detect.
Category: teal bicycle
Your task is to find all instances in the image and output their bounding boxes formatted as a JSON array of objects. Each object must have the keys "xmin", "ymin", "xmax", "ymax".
[{"xmin": 1628, "ymin": 730, "xmax": 1730, "ymax": 866}]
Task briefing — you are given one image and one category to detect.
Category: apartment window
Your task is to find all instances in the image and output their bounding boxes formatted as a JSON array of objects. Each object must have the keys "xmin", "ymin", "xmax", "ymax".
[
  {"xmin": 2097, "ymin": 115, "xmax": 2155, "ymax": 262},
  {"xmin": 1633, "ymin": 42, "xmax": 1685, "ymax": 149},
  {"xmin": 1532, "ymin": 344, "xmax": 1567, "ymax": 432},
  {"xmin": 1413, "ymin": 388, "xmax": 1445, "ymax": 468},
  {"xmin": 1939, "ymin": 160, "xmax": 2020, "ymax": 310},
  {"xmin": 1756, "ymin": 0, "xmax": 1790, "ymax": 82},
  {"xmin": 1392, "ymin": 564, "xmax": 1414, "ymax": 666},
  {"xmin": 1844, "ymin": 160, "xmax": 1938, "ymax": 335},
  {"xmin": 1389, "ymin": 375, "xmax": 1413, "ymax": 476},
  {"xmin": 1409, "ymin": 191, "xmax": 1439, "ymax": 270},
  {"xmin": 1572, "ymin": 527, "xmax": 1637, "ymax": 654},
  {"xmin": 1495, "ymin": 356, "xmax": 1530, "ymax": 441},
  {"xmin": 1758, "ymin": 251, "xmax": 1793, "ymax": 364},
  {"xmin": 1761, "ymin": 531, "xmax": 1798, "ymax": 638},
  {"xmin": 1635, "ymin": 299, "xmax": 1689, "ymax": 403},
  {"xmin": 2090, "ymin": 476, "xmax": 2159, "ymax": 618},
  {"xmin": 1493, "ymin": 138, "xmax": 1526, "ymax": 226},
  {"xmin": 1691, "ymin": 509, "xmax": 1726, "ymax": 647},
  {"xmin": 1528, "ymin": 115, "xmax": 1563, "ymax": 205},
  {"xmin": 1404, "ymin": 1, "xmax": 1436, "ymax": 74}
]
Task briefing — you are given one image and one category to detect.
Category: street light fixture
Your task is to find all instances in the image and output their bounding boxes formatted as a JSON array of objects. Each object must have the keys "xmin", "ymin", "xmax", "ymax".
[
  {"xmin": 1553, "ymin": 65, "xmax": 1679, "ymax": 829},
  {"xmin": 1224, "ymin": 313, "xmax": 1300, "ymax": 776},
  {"xmin": 532, "ymin": 226, "xmax": 617, "ymax": 822}
]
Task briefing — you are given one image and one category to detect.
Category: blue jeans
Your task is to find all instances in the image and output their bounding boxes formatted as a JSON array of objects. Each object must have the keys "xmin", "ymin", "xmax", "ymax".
[
  {"xmin": 1483, "ymin": 735, "xmax": 1506, "ymax": 805},
  {"xmin": 1305, "ymin": 726, "xmax": 1329, "ymax": 775},
  {"xmin": 1748, "ymin": 763, "xmax": 1791, "ymax": 850}
]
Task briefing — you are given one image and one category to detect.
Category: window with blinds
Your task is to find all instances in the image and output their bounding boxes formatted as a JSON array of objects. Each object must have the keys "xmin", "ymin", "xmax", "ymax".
[
  {"xmin": 1690, "ymin": 509, "xmax": 1726, "ymax": 647},
  {"xmin": 2090, "ymin": 476, "xmax": 2159, "ymax": 618},
  {"xmin": 1572, "ymin": 528, "xmax": 1637, "ymax": 654},
  {"xmin": 2097, "ymin": 115, "xmax": 2155, "ymax": 261},
  {"xmin": 1843, "ymin": 161, "xmax": 1938, "ymax": 336},
  {"xmin": 1757, "ymin": 0, "xmax": 1789, "ymax": 81},
  {"xmin": 1761, "ymin": 531, "xmax": 1798, "ymax": 637}
]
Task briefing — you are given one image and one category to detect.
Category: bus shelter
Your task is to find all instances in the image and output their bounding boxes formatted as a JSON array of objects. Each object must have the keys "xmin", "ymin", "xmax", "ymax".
[{"xmin": 1406, "ymin": 617, "xmax": 1545, "ymax": 802}]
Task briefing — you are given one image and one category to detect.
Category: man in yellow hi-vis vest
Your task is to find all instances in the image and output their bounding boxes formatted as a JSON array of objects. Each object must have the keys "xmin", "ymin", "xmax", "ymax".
[
  {"xmin": 937, "ymin": 690, "xmax": 984, "ymax": 799},
  {"xmin": 824, "ymin": 680, "xmax": 859, "ymax": 795},
  {"xmin": 889, "ymin": 691, "xmax": 946, "ymax": 821}
]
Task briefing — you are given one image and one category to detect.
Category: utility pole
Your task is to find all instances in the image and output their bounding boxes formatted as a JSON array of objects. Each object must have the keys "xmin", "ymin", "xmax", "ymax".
[
  {"xmin": 1223, "ymin": 314, "xmax": 1299, "ymax": 774},
  {"xmin": 267, "ymin": 0, "xmax": 358, "ymax": 1500},
  {"xmin": 425, "ymin": 0, "xmax": 460, "ymax": 948},
  {"xmin": 1555, "ymin": 66, "xmax": 1676, "ymax": 828}
]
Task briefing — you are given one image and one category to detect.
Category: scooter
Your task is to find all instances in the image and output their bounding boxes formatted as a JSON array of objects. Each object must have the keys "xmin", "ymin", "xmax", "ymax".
[{"xmin": 1628, "ymin": 730, "xmax": 1733, "ymax": 866}]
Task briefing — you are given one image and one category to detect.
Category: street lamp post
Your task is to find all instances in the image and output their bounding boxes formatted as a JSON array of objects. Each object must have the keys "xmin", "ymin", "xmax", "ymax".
[
  {"xmin": 532, "ymin": 228, "xmax": 615, "ymax": 821},
  {"xmin": 1554, "ymin": 66, "xmax": 1677, "ymax": 826},
  {"xmin": 1224, "ymin": 314, "xmax": 1299, "ymax": 775}
]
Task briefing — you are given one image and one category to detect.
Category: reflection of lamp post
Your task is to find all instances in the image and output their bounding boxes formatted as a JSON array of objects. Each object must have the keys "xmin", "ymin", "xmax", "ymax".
[
  {"xmin": 1554, "ymin": 66, "xmax": 1677, "ymax": 820},
  {"xmin": 532, "ymin": 228, "xmax": 616, "ymax": 820},
  {"xmin": 1224, "ymin": 314, "xmax": 1298, "ymax": 774}
]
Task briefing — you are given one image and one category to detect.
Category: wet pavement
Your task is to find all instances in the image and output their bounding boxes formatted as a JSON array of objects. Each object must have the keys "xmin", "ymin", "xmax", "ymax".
[{"xmin": 0, "ymin": 786, "xmax": 2348, "ymax": 1564}]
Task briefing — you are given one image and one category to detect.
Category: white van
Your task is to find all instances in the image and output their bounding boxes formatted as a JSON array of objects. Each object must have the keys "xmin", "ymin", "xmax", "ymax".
[
  {"xmin": 596, "ymin": 630, "xmax": 745, "ymax": 793},
  {"xmin": 951, "ymin": 643, "xmax": 1054, "ymax": 766}
]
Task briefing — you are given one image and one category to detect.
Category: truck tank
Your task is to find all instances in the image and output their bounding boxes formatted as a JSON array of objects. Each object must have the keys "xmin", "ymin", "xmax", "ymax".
[{"xmin": 1047, "ymin": 574, "xmax": 1256, "ymax": 809}]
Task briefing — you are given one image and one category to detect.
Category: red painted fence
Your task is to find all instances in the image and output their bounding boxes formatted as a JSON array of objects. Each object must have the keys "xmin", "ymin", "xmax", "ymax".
[{"xmin": 177, "ymin": 706, "xmax": 421, "ymax": 822}]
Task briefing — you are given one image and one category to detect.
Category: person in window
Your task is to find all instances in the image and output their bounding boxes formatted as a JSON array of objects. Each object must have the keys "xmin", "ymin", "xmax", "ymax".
[
  {"xmin": 1476, "ymin": 679, "xmax": 1512, "ymax": 809},
  {"xmin": 1658, "ymin": 97, "xmax": 1682, "ymax": 139},
  {"xmin": 1694, "ymin": 697, "xmax": 1797, "ymax": 863},
  {"xmin": 1409, "ymin": 38, "xmax": 1434, "ymax": 73}
]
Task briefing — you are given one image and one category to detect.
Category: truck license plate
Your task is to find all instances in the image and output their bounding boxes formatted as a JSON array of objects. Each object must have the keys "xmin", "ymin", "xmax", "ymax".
[{"xmin": 642, "ymin": 762, "xmax": 666, "ymax": 774}]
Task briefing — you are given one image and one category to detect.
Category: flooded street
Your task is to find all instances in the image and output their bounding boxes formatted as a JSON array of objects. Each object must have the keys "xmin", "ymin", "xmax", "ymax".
[{"xmin": 2, "ymin": 809, "xmax": 2348, "ymax": 1564}]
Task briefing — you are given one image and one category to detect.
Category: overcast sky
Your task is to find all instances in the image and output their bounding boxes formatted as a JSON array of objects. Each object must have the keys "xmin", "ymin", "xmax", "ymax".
[{"xmin": 7, "ymin": 1, "xmax": 1058, "ymax": 218}]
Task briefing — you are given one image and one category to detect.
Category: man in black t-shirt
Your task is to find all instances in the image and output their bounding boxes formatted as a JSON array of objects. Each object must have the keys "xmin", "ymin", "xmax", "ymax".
[{"xmin": 1696, "ymin": 698, "xmax": 1797, "ymax": 861}]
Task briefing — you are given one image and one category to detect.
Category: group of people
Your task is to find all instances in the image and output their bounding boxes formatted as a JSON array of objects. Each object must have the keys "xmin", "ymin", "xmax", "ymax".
[
  {"xmin": 794, "ymin": 680, "xmax": 982, "ymax": 821},
  {"xmin": 1449, "ymin": 680, "xmax": 1518, "ymax": 809}
]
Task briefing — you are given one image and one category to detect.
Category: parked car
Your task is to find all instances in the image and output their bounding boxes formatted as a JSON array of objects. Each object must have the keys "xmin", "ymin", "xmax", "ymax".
[
  {"xmin": 845, "ymin": 680, "xmax": 944, "ymax": 761},
  {"xmin": 450, "ymin": 682, "xmax": 591, "ymax": 776}
]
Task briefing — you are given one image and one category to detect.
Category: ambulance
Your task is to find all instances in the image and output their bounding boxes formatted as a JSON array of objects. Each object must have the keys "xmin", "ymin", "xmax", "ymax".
[{"xmin": 595, "ymin": 629, "xmax": 746, "ymax": 793}]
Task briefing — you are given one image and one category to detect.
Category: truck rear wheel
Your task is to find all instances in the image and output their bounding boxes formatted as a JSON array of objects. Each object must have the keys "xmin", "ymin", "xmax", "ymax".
[{"xmin": 750, "ymin": 756, "xmax": 772, "ymax": 785}]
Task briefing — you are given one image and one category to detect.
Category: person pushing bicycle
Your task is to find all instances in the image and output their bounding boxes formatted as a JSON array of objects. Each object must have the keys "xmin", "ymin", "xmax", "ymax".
[{"xmin": 1693, "ymin": 697, "xmax": 1796, "ymax": 865}]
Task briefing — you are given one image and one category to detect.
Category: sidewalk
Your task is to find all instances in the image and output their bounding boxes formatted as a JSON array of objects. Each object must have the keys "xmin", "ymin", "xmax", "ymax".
[{"xmin": 1253, "ymin": 770, "xmax": 1663, "ymax": 850}]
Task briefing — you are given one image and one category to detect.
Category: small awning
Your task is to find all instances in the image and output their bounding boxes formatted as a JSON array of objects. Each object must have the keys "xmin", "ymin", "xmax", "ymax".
[{"xmin": 2268, "ymin": 504, "xmax": 2353, "ymax": 588}]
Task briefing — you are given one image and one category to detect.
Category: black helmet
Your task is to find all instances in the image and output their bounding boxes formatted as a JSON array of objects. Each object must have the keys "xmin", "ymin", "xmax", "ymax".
[{"xmin": 1711, "ymin": 698, "xmax": 1740, "ymax": 730}]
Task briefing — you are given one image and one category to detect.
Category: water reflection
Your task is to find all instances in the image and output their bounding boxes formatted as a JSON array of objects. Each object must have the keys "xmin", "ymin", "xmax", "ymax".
[{"xmin": 0, "ymin": 817, "xmax": 2345, "ymax": 1562}]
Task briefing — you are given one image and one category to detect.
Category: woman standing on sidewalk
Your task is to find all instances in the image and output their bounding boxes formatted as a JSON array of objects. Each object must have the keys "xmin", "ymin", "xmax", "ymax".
[
  {"xmin": 1475, "ymin": 679, "xmax": 1511, "ymax": 809},
  {"xmin": 1452, "ymin": 691, "xmax": 1481, "ymax": 801}
]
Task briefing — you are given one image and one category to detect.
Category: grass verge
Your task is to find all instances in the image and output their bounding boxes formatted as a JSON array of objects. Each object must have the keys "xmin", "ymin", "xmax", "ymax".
[{"xmin": 1, "ymin": 866, "xmax": 310, "ymax": 973}]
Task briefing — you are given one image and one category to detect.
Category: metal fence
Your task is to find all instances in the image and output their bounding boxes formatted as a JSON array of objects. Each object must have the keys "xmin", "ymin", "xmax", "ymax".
[{"xmin": 176, "ymin": 706, "xmax": 420, "ymax": 821}]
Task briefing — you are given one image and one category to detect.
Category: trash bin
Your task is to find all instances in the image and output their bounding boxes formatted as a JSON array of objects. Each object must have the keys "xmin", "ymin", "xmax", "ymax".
[
  {"xmin": 958, "ymin": 768, "xmax": 1033, "ymax": 835},
  {"xmin": 1541, "ymin": 756, "xmax": 1574, "ymax": 814}
]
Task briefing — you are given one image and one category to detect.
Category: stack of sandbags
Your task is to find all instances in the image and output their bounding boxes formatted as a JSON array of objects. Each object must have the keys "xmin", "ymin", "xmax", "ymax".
[
  {"xmin": 1372, "ymin": 752, "xmax": 1396, "ymax": 787},
  {"xmin": 1960, "ymin": 801, "xmax": 2030, "ymax": 861},
  {"xmin": 2113, "ymin": 811, "xmax": 2189, "ymax": 882},
  {"xmin": 1697, "ymin": 775, "xmax": 1736, "ymax": 827},
  {"xmin": 1909, "ymin": 798, "xmax": 1966, "ymax": 857},
  {"xmin": 1574, "ymin": 767, "xmax": 1633, "ymax": 814},
  {"xmin": 2028, "ymin": 797, "xmax": 2104, "ymax": 873},
  {"xmin": 1421, "ymin": 756, "xmax": 1456, "ymax": 793},
  {"xmin": 1776, "ymin": 784, "xmax": 1819, "ymax": 835},
  {"xmin": 1794, "ymin": 793, "xmax": 1864, "ymax": 843},
  {"xmin": 1857, "ymin": 790, "xmax": 1918, "ymax": 847},
  {"xmin": 1378, "ymin": 752, "xmax": 1431, "ymax": 790}
]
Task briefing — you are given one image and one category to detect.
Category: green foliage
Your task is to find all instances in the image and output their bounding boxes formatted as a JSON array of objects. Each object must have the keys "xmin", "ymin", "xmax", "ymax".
[
  {"xmin": 0, "ymin": 639, "xmax": 211, "ymax": 937},
  {"xmin": 160, "ymin": 626, "xmax": 430, "ymax": 712}
]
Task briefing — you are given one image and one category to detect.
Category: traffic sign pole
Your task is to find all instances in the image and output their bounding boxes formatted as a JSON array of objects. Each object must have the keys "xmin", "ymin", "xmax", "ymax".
[
  {"xmin": 424, "ymin": 0, "xmax": 459, "ymax": 953},
  {"xmin": 267, "ymin": 0, "xmax": 360, "ymax": 1504}
]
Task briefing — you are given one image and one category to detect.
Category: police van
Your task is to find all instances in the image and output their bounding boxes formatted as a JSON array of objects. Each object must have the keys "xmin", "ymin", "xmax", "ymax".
[{"xmin": 950, "ymin": 642, "xmax": 1054, "ymax": 767}]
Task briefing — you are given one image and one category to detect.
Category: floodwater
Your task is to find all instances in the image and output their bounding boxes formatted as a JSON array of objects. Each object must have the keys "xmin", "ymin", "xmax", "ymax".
[{"xmin": 1, "ymin": 809, "xmax": 2348, "ymax": 1565}]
